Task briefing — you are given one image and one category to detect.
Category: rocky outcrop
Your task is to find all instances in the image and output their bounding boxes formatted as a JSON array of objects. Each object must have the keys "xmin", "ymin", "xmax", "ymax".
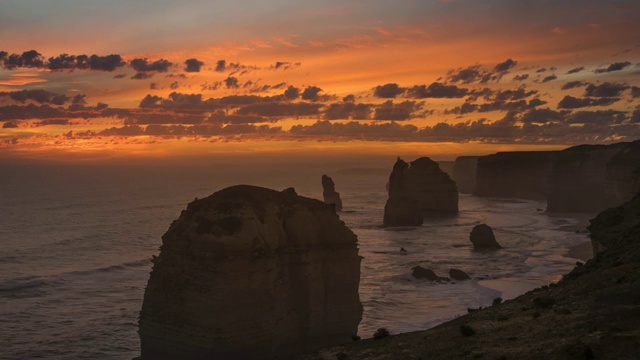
[
  {"xmin": 469, "ymin": 224, "xmax": 501, "ymax": 250},
  {"xmin": 138, "ymin": 185, "xmax": 362, "ymax": 360},
  {"xmin": 449, "ymin": 268, "xmax": 470, "ymax": 281},
  {"xmin": 436, "ymin": 161, "xmax": 455, "ymax": 178},
  {"xmin": 452, "ymin": 156, "xmax": 478, "ymax": 194},
  {"xmin": 383, "ymin": 157, "xmax": 458, "ymax": 227},
  {"xmin": 547, "ymin": 143, "xmax": 628, "ymax": 213},
  {"xmin": 412, "ymin": 266, "xmax": 448, "ymax": 281},
  {"xmin": 604, "ymin": 140, "xmax": 640, "ymax": 207},
  {"xmin": 321, "ymin": 175, "xmax": 343, "ymax": 211},
  {"xmin": 473, "ymin": 151, "xmax": 558, "ymax": 199}
]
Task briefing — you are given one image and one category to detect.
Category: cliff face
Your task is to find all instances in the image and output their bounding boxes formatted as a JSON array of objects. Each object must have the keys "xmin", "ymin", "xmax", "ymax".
[
  {"xmin": 604, "ymin": 140, "xmax": 640, "ymax": 207},
  {"xmin": 473, "ymin": 151, "xmax": 558, "ymax": 200},
  {"xmin": 321, "ymin": 175, "xmax": 343, "ymax": 211},
  {"xmin": 383, "ymin": 157, "xmax": 458, "ymax": 227},
  {"xmin": 547, "ymin": 143, "xmax": 628, "ymax": 213},
  {"xmin": 138, "ymin": 185, "xmax": 362, "ymax": 360},
  {"xmin": 452, "ymin": 156, "xmax": 478, "ymax": 194}
]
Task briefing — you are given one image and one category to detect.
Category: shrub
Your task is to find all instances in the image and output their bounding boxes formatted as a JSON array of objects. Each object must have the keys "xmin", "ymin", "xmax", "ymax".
[
  {"xmin": 373, "ymin": 328, "xmax": 390, "ymax": 340},
  {"xmin": 492, "ymin": 297, "xmax": 503, "ymax": 306},
  {"xmin": 460, "ymin": 324, "xmax": 476, "ymax": 337}
]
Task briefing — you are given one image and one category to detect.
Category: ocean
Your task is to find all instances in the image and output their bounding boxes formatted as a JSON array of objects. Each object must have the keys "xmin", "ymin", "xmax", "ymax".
[{"xmin": 0, "ymin": 160, "xmax": 590, "ymax": 360}]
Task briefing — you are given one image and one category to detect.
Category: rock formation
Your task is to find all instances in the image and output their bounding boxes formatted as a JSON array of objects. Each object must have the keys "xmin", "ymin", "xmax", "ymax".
[
  {"xmin": 321, "ymin": 175, "xmax": 343, "ymax": 211},
  {"xmin": 412, "ymin": 266, "xmax": 448, "ymax": 281},
  {"xmin": 449, "ymin": 268, "xmax": 470, "ymax": 281},
  {"xmin": 547, "ymin": 143, "xmax": 628, "ymax": 213},
  {"xmin": 383, "ymin": 157, "xmax": 458, "ymax": 227},
  {"xmin": 469, "ymin": 224, "xmax": 501, "ymax": 250},
  {"xmin": 604, "ymin": 140, "xmax": 640, "ymax": 207},
  {"xmin": 452, "ymin": 156, "xmax": 478, "ymax": 194},
  {"xmin": 138, "ymin": 185, "xmax": 362, "ymax": 360},
  {"xmin": 473, "ymin": 151, "xmax": 558, "ymax": 199}
]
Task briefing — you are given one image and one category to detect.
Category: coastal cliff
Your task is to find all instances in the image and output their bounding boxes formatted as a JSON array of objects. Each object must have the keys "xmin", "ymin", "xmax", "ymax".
[
  {"xmin": 302, "ymin": 193, "xmax": 640, "ymax": 359},
  {"xmin": 604, "ymin": 140, "xmax": 640, "ymax": 208},
  {"xmin": 452, "ymin": 156, "xmax": 478, "ymax": 194},
  {"xmin": 473, "ymin": 151, "xmax": 558, "ymax": 200},
  {"xmin": 383, "ymin": 157, "xmax": 458, "ymax": 227},
  {"xmin": 138, "ymin": 185, "xmax": 362, "ymax": 360},
  {"xmin": 547, "ymin": 143, "xmax": 628, "ymax": 213}
]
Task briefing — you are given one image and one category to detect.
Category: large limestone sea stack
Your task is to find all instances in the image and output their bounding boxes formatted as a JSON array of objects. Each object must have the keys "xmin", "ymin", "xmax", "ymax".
[
  {"xmin": 383, "ymin": 157, "xmax": 458, "ymax": 227},
  {"xmin": 138, "ymin": 185, "xmax": 362, "ymax": 360}
]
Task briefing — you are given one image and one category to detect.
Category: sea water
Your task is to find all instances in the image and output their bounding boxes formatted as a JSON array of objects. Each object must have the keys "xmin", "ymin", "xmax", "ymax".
[{"xmin": 0, "ymin": 161, "xmax": 589, "ymax": 360}]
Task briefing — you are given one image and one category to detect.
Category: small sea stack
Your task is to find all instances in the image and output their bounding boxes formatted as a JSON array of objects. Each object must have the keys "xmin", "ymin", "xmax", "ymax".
[
  {"xmin": 138, "ymin": 185, "xmax": 362, "ymax": 360},
  {"xmin": 469, "ymin": 224, "xmax": 501, "ymax": 250},
  {"xmin": 322, "ymin": 174, "xmax": 343, "ymax": 211},
  {"xmin": 383, "ymin": 157, "xmax": 458, "ymax": 227}
]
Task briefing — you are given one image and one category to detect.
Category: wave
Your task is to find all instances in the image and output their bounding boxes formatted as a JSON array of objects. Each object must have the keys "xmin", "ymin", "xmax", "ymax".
[{"xmin": 0, "ymin": 258, "xmax": 150, "ymax": 296}]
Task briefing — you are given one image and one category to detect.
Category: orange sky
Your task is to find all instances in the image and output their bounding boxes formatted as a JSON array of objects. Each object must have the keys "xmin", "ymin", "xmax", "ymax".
[{"xmin": 1, "ymin": 0, "xmax": 639, "ymax": 161}]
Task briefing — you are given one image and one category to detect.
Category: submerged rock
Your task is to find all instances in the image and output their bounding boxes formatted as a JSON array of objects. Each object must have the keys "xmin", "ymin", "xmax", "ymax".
[
  {"xmin": 449, "ymin": 268, "xmax": 471, "ymax": 281},
  {"xmin": 322, "ymin": 174, "xmax": 343, "ymax": 211},
  {"xmin": 383, "ymin": 157, "xmax": 458, "ymax": 227},
  {"xmin": 412, "ymin": 266, "xmax": 448, "ymax": 281},
  {"xmin": 138, "ymin": 185, "xmax": 362, "ymax": 360},
  {"xmin": 469, "ymin": 224, "xmax": 501, "ymax": 250}
]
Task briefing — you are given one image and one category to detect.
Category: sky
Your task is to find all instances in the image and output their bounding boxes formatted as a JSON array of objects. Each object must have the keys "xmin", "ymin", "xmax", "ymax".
[{"xmin": 1, "ymin": 0, "xmax": 639, "ymax": 162}]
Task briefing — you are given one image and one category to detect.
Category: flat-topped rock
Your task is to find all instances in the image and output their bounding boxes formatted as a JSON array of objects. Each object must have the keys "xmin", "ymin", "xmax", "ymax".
[{"xmin": 138, "ymin": 185, "xmax": 362, "ymax": 360}]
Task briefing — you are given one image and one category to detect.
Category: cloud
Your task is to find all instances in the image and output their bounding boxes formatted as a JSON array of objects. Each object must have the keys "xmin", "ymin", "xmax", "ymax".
[
  {"xmin": 446, "ymin": 65, "xmax": 491, "ymax": 84},
  {"xmin": 445, "ymin": 99, "xmax": 545, "ymax": 115},
  {"xmin": 324, "ymin": 102, "xmax": 373, "ymax": 120},
  {"xmin": 234, "ymin": 102, "xmax": 322, "ymax": 117},
  {"xmin": 594, "ymin": 61, "xmax": 632, "ymax": 73},
  {"xmin": 184, "ymin": 58, "xmax": 204, "ymax": 72},
  {"xmin": 631, "ymin": 86, "xmax": 640, "ymax": 98},
  {"xmin": 564, "ymin": 110, "xmax": 628, "ymax": 125},
  {"xmin": 270, "ymin": 61, "xmax": 301, "ymax": 71},
  {"xmin": 632, "ymin": 110, "xmax": 640, "ymax": 123},
  {"xmin": 373, "ymin": 83, "xmax": 404, "ymax": 98},
  {"xmin": 88, "ymin": 54, "xmax": 126, "ymax": 71},
  {"xmin": 513, "ymin": 74, "xmax": 529, "ymax": 81},
  {"xmin": 1, "ymin": 50, "xmax": 45, "ymax": 69},
  {"xmin": 566, "ymin": 66, "xmax": 585, "ymax": 74},
  {"xmin": 130, "ymin": 58, "xmax": 173, "ymax": 78},
  {"xmin": 373, "ymin": 100, "xmax": 421, "ymax": 120},
  {"xmin": 224, "ymin": 76, "xmax": 239, "ymax": 89},
  {"xmin": 406, "ymin": 82, "xmax": 468, "ymax": 98},
  {"xmin": 215, "ymin": 60, "xmax": 226, "ymax": 72},
  {"xmin": 518, "ymin": 108, "xmax": 567, "ymax": 124},
  {"xmin": 207, "ymin": 110, "xmax": 269, "ymax": 125},
  {"xmin": 540, "ymin": 74, "xmax": 557, "ymax": 83},
  {"xmin": 494, "ymin": 59, "xmax": 517, "ymax": 72},
  {"xmin": 301, "ymin": 86, "xmax": 323, "ymax": 101},
  {"xmin": 0, "ymin": 89, "xmax": 69, "ymax": 105},
  {"xmin": 283, "ymin": 86, "xmax": 300, "ymax": 100},
  {"xmin": 584, "ymin": 82, "xmax": 629, "ymax": 97},
  {"xmin": 1, "ymin": 51, "xmax": 126, "ymax": 72},
  {"xmin": 557, "ymin": 95, "xmax": 620, "ymax": 109},
  {"xmin": 491, "ymin": 86, "xmax": 537, "ymax": 102},
  {"xmin": 561, "ymin": 80, "xmax": 586, "ymax": 90}
]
